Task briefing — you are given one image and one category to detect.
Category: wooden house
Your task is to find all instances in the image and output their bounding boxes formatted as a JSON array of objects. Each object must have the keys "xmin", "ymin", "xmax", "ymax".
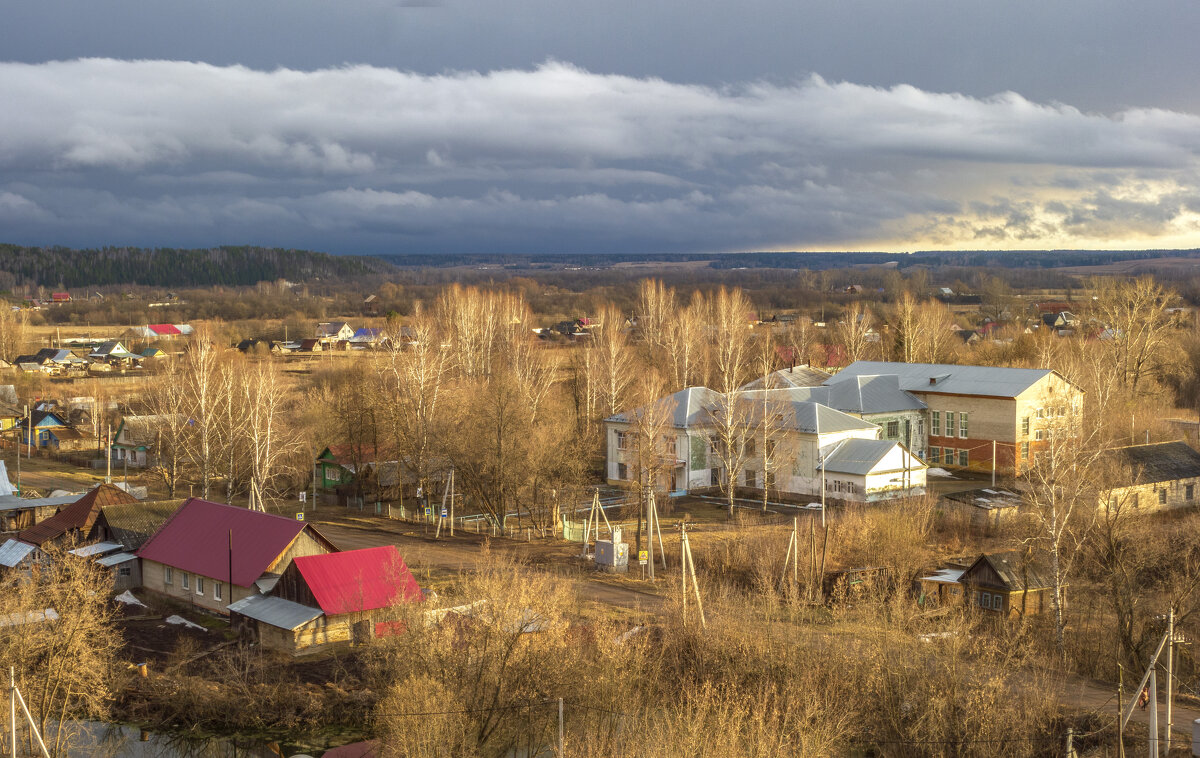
[
  {"xmin": 958, "ymin": 551, "xmax": 1056, "ymax": 617},
  {"xmin": 137, "ymin": 498, "xmax": 337, "ymax": 614},
  {"xmin": 17, "ymin": 484, "xmax": 138, "ymax": 547},
  {"xmin": 228, "ymin": 545, "xmax": 422, "ymax": 654}
]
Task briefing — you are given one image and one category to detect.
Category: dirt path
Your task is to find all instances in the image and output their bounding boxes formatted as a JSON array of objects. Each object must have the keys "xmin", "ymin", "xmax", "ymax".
[{"xmin": 313, "ymin": 518, "xmax": 667, "ymax": 614}]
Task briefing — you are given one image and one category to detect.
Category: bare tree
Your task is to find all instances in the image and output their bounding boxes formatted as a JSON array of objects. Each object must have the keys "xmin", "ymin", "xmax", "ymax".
[
  {"xmin": 141, "ymin": 359, "xmax": 191, "ymax": 498},
  {"xmin": 664, "ymin": 291, "xmax": 706, "ymax": 389},
  {"xmin": 1020, "ymin": 395, "xmax": 1103, "ymax": 659},
  {"xmin": 1092, "ymin": 276, "xmax": 1176, "ymax": 394},
  {"xmin": 0, "ymin": 304, "xmax": 29, "ymax": 363},
  {"xmin": 590, "ymin": 304, "xmax": 634, "ymax": 419},
  {"xmin": 185, "ymin": 324, "xmax": 223, "ymax": 499},
  {"xmin": 707, "ymin": 287, "xmax": 756, "ymax": 514},
  {"xmin": 237, "ymin": 360, "xmax": 298, "ymax": 510},
  {"xmin": 836, "ymin": 302, "xmax": 875, "ymax": 364}
]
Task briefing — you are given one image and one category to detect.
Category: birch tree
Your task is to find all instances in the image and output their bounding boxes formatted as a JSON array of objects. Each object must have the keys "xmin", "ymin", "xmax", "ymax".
[
  {"xmin": 185, "ymin": 324, "xmax": 222, "ymax": 499},
  {"xmin": 707, "ymin": 287, "xmax": 755, "ymax": 513},
  {"xmin": 836, "ymin": 302, "xmax": 875, "ymax": 364},
  {"xmin": 1092, "ymin": 276, "xmax": 1175, "ymax": 395},
  {"xmin": 664, "ymin": 291, "xmax": 705, "ymax": 389},
  {"xmin": 590, "ymin": 304, "xmax": 634, "ymax": 419},
  {"xmin": 141, "ymin": 360, "xmax": 191, "ymax": 498},
  {"xmin": 0, "ymin": 304, "xmax": 29, "ymax": 362},
  {"xmin": 237, "ymin": 360, "xmax": 298, "ymax": 510}
]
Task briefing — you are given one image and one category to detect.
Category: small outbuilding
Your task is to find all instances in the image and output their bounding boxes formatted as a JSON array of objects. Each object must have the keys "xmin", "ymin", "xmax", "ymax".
[
  {"xmin": 1104, "ymin": 441, "xmax": 1200, "ymax": 511},
  {"xmin": 228, "ymin": 545, "xmax": 422, "ymax": 654},
  {"xmin": 958, "ymin": 550, "xmax": 1056, "ymax": 617}
]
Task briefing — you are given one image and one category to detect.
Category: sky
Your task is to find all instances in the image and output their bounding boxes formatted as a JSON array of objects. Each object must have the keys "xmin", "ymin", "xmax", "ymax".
[{"xmin": 3, "ymin": 0, "xmax": 1200, "ymax": 256}]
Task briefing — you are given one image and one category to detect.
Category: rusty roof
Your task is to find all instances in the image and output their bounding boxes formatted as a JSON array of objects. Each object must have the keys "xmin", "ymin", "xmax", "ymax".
[{"xmin": 18, "ymin": 484, "xmax": 138, "ymax": 546}]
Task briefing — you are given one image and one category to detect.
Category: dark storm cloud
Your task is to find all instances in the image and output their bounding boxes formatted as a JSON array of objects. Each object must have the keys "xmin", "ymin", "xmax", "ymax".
[{"xmin": 2, "ymin": 59, "xmax": 1200, "ymax": 253}]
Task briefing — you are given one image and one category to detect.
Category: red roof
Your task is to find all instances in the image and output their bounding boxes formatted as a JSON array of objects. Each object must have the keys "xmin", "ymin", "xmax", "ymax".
[
  {"xmin": 138, "ymin": 499, "xmax": 328, "ymax": 587},
  {"xmin": 148, "ymin": 324, "xmax": 181, "ymax": 336},
  {"xmin": 291, "ymin": 545, "xmax": 421, "ymax": 615},
  {"xmin": 51, "ymin": 292, "xmax": 70, "ymax": 301},
  {"xmin": 19, "ymin": 484, "xmax": 137, "ymax": 546}
]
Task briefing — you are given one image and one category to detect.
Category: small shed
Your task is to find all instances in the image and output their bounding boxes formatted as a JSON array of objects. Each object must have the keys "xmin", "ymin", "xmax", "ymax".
[
  {"xmin": 230, "ymin": 545, "xmax": 422, "ymax": 654},
  {"xmin": 1105, "ymin": 441, "xmax": 1200, "ymax": 511},
  {"xmin": 958, "ymin": 551, "xmax": 1056, "ymax": 617}
]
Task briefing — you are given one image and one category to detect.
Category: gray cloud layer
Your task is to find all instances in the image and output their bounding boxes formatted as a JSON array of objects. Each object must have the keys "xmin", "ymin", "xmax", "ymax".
[{"xmin": 3, "ymin": 59, "xmax": 1200, "ymax": 254}]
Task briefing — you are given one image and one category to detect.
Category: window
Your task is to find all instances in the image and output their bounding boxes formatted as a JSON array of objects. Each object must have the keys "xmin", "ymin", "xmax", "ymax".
[
  {"xmin": 164, "ymin": 567, "xmax": 172, "ymax": 585},
  {"xmin": 615, "ymin": 431, "xmax": 627, "ymax": 450},
  {"xmin": 766, "ymin": 439, "xmax": 776, "ymax": 457},
  {"xmin": 847, "ymin": 482, "xmax": 858, "ymax": 495},
  {"xmin": 1159, "ymin": 489, "xmax": 1167, "ymax": 505},
  {"xmin": 917, "ymin": 419, "xmax": 924, "ymax": 437},
  {"xmin": 1188, "ymin": 485, "xmax": 1195, "ymax": 501},
  {"xmin": 744, "ymin": 469, "xmax": 759, "ymax": 488},
  {"xmin": 711, "ymin": 468, "xmax": 721, "ymax": 486},
  {"xmin": 1021, "ymin": 417, "xmax": 1030, "ymax": 435},
  {"xmin": 745, "ymin": 438, "xmax": 755, "ymax": 457},
  {"xmin": 929, "ymin": 447, "xmax": 940, "ymax": 464},
  {"xmin": 992, "ymin": 594, "xmax": 1004, "ymax": 611},
  {"xmin": 195, "ymin": 576, "xmax": 205, "ymax": 595},
  {"xmin": 214, "ymin": 582, "xmax": 223, "ymax": 601},
  {"xmin": 886, "ymin": 421, "xmax": 899, "ymax": 438},
  {"xmin": 958, "ymin": 449, "xmax": 969, "ymax": 467},
  {"xmin": 662, "ymin": 435, "xmax": 676, "ymax": 457},
  {"xmin": 959, "ymin": 413, "xmax": 968, "ymax": 438},
  {"xmin": 181, "ymin": 573, "xmax": 190, "ymax": 590},
  {"xmin": 1036, "ymin": 408, "xmax": 1045, "ymax": 419},
  {"xmin": 118, "ymin": 565, "xmax": 132, "ymax": 577},
  {"xmin": 978, "ymin": 591, "xmax": 991, "ymax": 608},
  {"xmin": 1021, "ymin": 442, "xmax": 1029, "ymax": 459},
  {"xmin": 1132, "ymin": 493, "xmax": 1140, "ymax": 508},
  {"xmin": 617, "ymin": 462, "xmax": 628, "ymax": 480},
  {"xmin": 1034, "ymin": 430, "xmax": 1044, "ymax": 441},
  {"xmin": 931, "ymin": 411, "xmax": 940, "ymax": 436}
]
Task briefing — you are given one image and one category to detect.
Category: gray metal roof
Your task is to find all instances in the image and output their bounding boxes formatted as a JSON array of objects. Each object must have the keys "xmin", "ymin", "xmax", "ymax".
[
  {"xmin": 748, "ymin": 375, "xmax": 925, "ymax": 415},
  {"xmin": 741, "ymin": 366, "xmax": 831, "ymax": 390},
  {"xmin": 0, "ymin": 461, "xmax": 13, "ymax": 498},
  {"xmin": 69, "ymin": 541, "xmax": 123, "ymax": 558},
  {"xmin": 607, "ymin": 386, "xmax": 723, "ymax": 429},
  {"xmin": 1115, "ymin": 441, "xmax": 1200, "ymax": 484},
  {"xmin": 829, "ymin": 361, "xmax": 1058, "ymax": 399},
  {"xmin": 227, "ymin": 593, "xmax": 322, "ymax": 630},
  {"xmin": 0, "ymin": 495, "xmax": 78, "ymax": 513},
  {"xmin": 96, "ymin": 551, "xmax": 137, "ymax": 567},
  {"xmin": 0, "ymin": 539, "xmax": 36, "ymax": 568},
  {"xmin": 963, "ymin": 550, "xmax": 1054, "ymax": 591},
  {"xmin": 819, "ymin": 438, "xmax": 908, "ymax": 475}
]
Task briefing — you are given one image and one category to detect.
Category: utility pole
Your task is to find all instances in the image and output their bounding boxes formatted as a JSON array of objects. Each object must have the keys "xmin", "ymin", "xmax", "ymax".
[
  {"xmin": 991, "ymin": 439, "xmax": 996, "ymax": 487},
  {"xmin": 1117, "ymin": 664, "xmax": 1126, "ymax": 758},
  {"xmin": 448, "ymin": 469, "xmax": 455, "ymax": 537},
  {"xmin": 557, "ymin": 697, "xmax": 564, "ymax": 757},
  {"xmin": 1165, "ymin": 608, "xmax": 1174, "ymax": 756},
  {"xmin": 645, "ymin": 486, "xmax": 655, "ymax": 580}
]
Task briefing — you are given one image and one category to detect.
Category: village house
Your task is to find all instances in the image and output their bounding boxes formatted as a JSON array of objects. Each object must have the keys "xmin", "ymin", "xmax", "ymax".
[
  {"xmin": 88, "ymin": 341, "xmax": 140, "ymax": 367},
  {"xmin": 137, "ymin": 498, "xmax": 338, "ymax": 615},
  {"xmin": 0, "ymin": 494, "xmax": 78, "ymax": 534},
  {"xmin": 17, "ymin": 484, "xmax": 138, "ymax": 548},
  {"xmin": 317, "ymin": 322, "xmax": 355, "ymax": 344},
  {"xmin": 228, "ymin": 545, "xmax": 422, "ymax": 654},
  {"xmin": 18, "ymin": 410, "xmax": 90, "ymax": 452},
  {"xmin": 939, "ymin": 487, "xmax": 1022, "ymax": 530},
  {"xmin": 1103, "ymin": 441, "xmax": 1200, "ymax": 511},
  {"xmin": 111, "ymin": 415, "xmax": 173, "ymax": 467},
  {"xmin": 84, "ymin": 498, "xmax": 184, "ymax": 590},
  {"xmin": 958, "ymin": 550, "xmax": 1057, "ymax": 617},
  {"xmin": 829, "ymin": 361, "xmax": 1083, "ymax": 475},
  {"xmin": 604, "ymin": 386, "xmax": 926, "ymax": 502}
]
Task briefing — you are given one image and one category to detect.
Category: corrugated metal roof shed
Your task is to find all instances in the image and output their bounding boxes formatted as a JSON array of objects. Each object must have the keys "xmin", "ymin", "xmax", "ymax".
[
  {"xmin": 830, "ymin": 361, "xmax": 1059, "ymax": 398},
  {"xmin": 741, "ymin": 366, "xmax": 832, "ymax": 390},
  {"xmin": 69, "ymin": 541, "xmax": 122, "ymax": 557},
  {"xmin": 819, "ymin": 439, "xmax": 906, "ymax": 475},
  {"xmin": 0, "ymin": 539, "xmax": 36, "ymax": 568},
  {"xmin": 95, "ymin": 499, "xmax": 184, "ymax": 551},
  {"xmin": 138, "ymin": 498, "xmax": 326, "ymax": 587},
  {"xmin": 1115, "ymin": 441, "xmax": 1200, "ymax": 484},
  {"xmin": 0, "ymin": 495, "xmax": 80, "ymax": 513},
  {"xmin": 19, "ymin": 484, "xmax": 137, "ymax": 546},
  {"xmin": 96, "ymin": 551, "xmax": 137, "ymax": 567},
  {"xmin": 291, "ymin": 545, "xmax": 421, "ymax": 615},
  {"xmin": 227, "ymin": 594, "xmax": 322, "ymax": 630}
]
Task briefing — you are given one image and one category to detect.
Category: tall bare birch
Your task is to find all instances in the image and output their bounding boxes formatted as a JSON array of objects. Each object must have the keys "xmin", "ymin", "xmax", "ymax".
[
  {"xmin": 185, "ymin": 324, "xmax": 222, "ymax": 499},
  {"xmin": 836, "ymin": 302, "xmax": 875, "ymax": 364},
  {"xmin": 591, "ymin": 304, "xmax": 634, "ymax": 419},
  {"xmin": 238, "ymin": 360, "xmax": 297, "ymax": 510},
  {"xmin": 664, "ymin": 292, "xmax": 706, "ymax": 389},
  {"xmin": 141, "ymin": 360, "xmax": 191, "ymax": 498},
  {"xmin": 708, "ymin": 287, "xmax": 755, "ymax": 513}
]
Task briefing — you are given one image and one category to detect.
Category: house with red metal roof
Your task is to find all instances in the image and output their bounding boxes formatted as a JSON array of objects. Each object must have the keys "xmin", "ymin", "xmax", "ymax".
[
  {"xmin": 137, "ymin": 498, "xmax": 338, "ymax": 615},
  {"xmin": 227, "ymin": 545, "xmax": 421, "ymax": 653}
]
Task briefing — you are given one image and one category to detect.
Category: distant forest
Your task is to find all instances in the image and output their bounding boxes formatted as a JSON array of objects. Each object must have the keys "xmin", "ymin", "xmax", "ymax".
[
  {"xmin": 0, "ymin": 245, "xmax": 393, "ymax": 289},
  {"xmin": 379, "ymin": 249, "xmax": 1200, "ymax": 270}
]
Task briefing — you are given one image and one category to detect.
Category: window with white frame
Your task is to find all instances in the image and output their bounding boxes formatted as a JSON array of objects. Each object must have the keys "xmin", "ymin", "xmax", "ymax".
[
  {"xmin": 615, "ymin": 431, "xmax": 627, "ymax": 450},
  {"xmin": 958, "ymin": 449, "xmax": 969, "ymax": 467},
  {"xmin": 931, "ymin": 411, "xmax": 941, "ymax": 436},
  {"xmin": 617, "ymin": 462, "xmax": 628, "ymax": 480},
  {"xmin": 886, "ymin": 421, "xmax": 899, "ymax": 438},
  {"xmin": 1021, "ymin": 442, "xmax": 1029, "ymax": 459},
  {"xmin": 196, "ymin": 576, "xmax": 205, "ymax": 595},
  {"xmin": 164, "ymin": 566, "xmax": 172, "ymax": 585},
  {"xmin": 1034, "ymin": 430, "xmax": 1044, "ymax": 441},
  {"xmin": 1021, "ymin": 417, "xmax": 1030, "ymax": 435},
  {"xmin": 930, "ymin": 447, "xmax": 940, "ymax": 464},
  {"xmin": 214, "ymin": 582, "xmax": 223, "ymax": 601},
  {"xmin": 959, "ymin": 412, "xmax": 968, "ymax": 438},
  {"xmin": 181, "ymin": 573, "xmax": 190, "ymax": 590}
]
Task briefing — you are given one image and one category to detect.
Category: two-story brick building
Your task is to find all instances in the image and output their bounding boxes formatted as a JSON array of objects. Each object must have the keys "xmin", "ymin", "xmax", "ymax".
[{"xmin": 828, "ymin": 362, "xmax": 1082, "ymax": 475}]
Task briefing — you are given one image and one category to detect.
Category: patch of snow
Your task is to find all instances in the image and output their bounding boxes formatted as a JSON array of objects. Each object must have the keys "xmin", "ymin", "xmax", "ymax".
[
  {"xmin": 165, "ymin": 615, "xmax": 206, "ymax": 632},
  {"xmin": 114, "ymin": 590, "xmax": 146, "ymax": 607},
  {"xmin": 926, "ymin": 468, "xmax": 955, "ymax": 478}
]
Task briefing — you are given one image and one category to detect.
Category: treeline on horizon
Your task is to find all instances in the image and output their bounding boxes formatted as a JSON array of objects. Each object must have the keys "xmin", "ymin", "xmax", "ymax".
[{"xmin": 0, "ymin": 244, "xmax": 392, "ymax": 290}]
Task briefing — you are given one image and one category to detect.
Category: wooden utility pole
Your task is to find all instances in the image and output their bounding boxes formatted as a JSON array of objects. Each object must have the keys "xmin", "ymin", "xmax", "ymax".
[
  {"xmin": 780, "ymin": 516, "xmax": 798, "ymax": 589},
  {"xmin": 105, "ymin": 422, "xmax": 112, "ymax": 483},
  {"xmin": 680, "ymin": 523, "xmax": 705, "ymax": 628},
  {"xmin": 1117, "ymin": 664, "xmax": 1126, "ymax": 758},
  {"xmin": 1165, "ymin": 608, "xmax": 1174, "ymax": 756},
  {"xmin": 9, "ymin": 667, "xmax": 50, "ymax": 758},
  {"xmin": 448, "ymin": 470, "xmax": 455, "ymax": 537},
  {"xmin": 645, "ymin": 486, "xmax": 655, "ymax": 580}
]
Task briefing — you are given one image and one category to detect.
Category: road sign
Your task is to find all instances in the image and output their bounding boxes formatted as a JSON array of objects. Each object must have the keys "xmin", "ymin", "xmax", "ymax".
[
  {"xmin": 295, "ymin": 512, "xmax": 305, "ymax": 521},
  {"xmin": 441, "ymin": 507, "xmax": 448, "ymax": 518},
  {"xmin": 638, "ymin": 550, "xmax": 648, "ymax": 565},
  {"xmin": 424, "ymin": 507, "xmax": 432, "ymax": 517},
  {"xmin": 299, "ymin": 491, "xmax": 307, "ymax": 502}
]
